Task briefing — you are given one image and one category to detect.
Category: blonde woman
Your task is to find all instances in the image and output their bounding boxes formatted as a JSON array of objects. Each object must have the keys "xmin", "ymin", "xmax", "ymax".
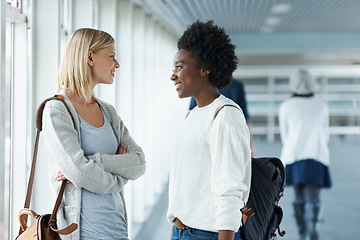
[{"xmin": 42, "ymin": 28, "xmax": 146, "ymax": 240}]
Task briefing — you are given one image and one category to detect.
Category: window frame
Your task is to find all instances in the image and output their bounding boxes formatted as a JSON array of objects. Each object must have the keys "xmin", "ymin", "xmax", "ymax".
[{"xmin": 1, "ymin": 1, "xmax": 29, "ymax": 239}]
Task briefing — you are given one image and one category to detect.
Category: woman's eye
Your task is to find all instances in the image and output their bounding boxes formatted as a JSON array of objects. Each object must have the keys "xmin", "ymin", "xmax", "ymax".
[{"xmin": 176, "ymin": 65, "xmax": 182, "ymax": 70}]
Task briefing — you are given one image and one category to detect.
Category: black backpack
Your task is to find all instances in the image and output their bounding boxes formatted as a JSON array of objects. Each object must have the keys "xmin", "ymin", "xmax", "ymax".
[{"xmin": 241, "ymin": 157, "xmax": 286, "ymax": 240}]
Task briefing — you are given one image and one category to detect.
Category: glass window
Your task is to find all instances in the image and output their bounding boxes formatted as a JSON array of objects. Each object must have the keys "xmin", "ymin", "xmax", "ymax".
[
  {"xmin": 2, "ymin": 2, "xmax": 28, "ymax": 238},
  {"xmin": 6, "ymin": 0, "xmax": 22, "ymax": 10},
  {"xmin": 60, "ymin": 0, "xmax": 71, "ymax": 35}
]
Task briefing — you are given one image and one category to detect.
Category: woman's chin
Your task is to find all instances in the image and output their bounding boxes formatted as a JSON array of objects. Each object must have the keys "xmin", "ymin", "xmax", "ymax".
[{"xmin": 177, "ymin": 92, "xmax": 187, "ymax": 99}]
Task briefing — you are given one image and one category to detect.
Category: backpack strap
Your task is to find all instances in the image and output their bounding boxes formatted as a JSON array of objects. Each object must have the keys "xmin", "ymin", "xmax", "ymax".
[
  {"xmin": 241, "ymin": 204, "xmax": 255, "ymax": 225},
  {"xmin": 214, "ymin": 104, "xmax": 240, "ymax": 120},
  {"xmin": 215, "ymin": 104, "xmax": 254, "ymax": 224}
]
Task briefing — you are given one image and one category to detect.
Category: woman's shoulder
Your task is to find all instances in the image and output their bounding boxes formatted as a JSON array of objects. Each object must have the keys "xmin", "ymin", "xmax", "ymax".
[
  {"xmin": 41, "ymin": 93, "xmax": 77, "ymax": 119},
  {"xmin": 280, "ymin": 97, "xmax": 304, "ymax": 109},
  {"xmin": 43, "ymin": 96, "xmax": 70, "ymax": 113},
  {"xmin": 214, "ymin": 95, "xmax": 245, "ymax": 123},
  {"xmin": 311, "ymin": 96, "xmax": 327, "ymax": 104},
  {"xmin": 216, "ymin": 95, "xmax": 243, "ymax": 115}
]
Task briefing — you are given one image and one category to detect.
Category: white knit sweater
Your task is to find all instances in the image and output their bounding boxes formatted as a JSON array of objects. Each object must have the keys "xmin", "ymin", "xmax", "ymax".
[
  {"xmin": 42, "ymin": 91, "xmax": 146, "ymax": 240},
  {"xmin": 279, "ymin": 96, "xmax": 330, "ymax": 166},
  {"xmin": 167, "ymin": 95, "xmax": 252, "ymax": 232}
]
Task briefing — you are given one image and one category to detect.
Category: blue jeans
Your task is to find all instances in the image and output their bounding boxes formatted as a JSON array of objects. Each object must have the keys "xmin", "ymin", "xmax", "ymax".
[{"xmin": 171, "ymin": 225, "xmax": 242, "ymax": 240}]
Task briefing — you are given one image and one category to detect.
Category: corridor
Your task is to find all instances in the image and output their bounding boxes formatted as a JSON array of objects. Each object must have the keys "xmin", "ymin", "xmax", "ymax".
[{"xmin": 134, "ymin": 140, "xmax": 360, "ymax": 240}]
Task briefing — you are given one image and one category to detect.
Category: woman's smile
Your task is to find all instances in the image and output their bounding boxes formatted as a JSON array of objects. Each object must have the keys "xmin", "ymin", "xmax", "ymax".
[{"xmin": 174, "ymin": 81, "xmax": 182, "ymax": 91}]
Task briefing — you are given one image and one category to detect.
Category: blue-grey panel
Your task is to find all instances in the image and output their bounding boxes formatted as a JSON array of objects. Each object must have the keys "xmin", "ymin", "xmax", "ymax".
[{"xmin": 230, "ymin": 32, "xmax": 360, "ymax": 53}]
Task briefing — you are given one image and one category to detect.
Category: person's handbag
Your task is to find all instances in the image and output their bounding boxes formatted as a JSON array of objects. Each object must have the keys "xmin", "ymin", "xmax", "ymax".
[{"xmin": 15, "ymin": 95, "xmax": 78, "ymax": 240}]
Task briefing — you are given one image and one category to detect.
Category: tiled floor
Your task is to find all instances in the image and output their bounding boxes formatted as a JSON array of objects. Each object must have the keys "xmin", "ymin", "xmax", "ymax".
[{"xmin": 134, "ymin": 140, "xmax": 360, "ymax": 240}]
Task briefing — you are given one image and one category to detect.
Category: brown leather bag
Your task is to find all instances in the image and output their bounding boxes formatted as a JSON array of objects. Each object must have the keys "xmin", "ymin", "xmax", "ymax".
[{"xmin": 16, "ymin": 95, "xmax": 78, "ymax": 240}]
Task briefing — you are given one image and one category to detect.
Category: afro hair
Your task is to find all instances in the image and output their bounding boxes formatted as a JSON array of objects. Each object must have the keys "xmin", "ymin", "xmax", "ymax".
[{"xmin": 177, "ymin": 20, "xmax": 238, "ymax": 89}]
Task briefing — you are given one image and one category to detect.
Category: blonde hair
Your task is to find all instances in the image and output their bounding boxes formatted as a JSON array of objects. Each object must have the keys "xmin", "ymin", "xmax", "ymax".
[{"xmin": 57, "ymin": 28, "xmax": 115, "ymax": 101}]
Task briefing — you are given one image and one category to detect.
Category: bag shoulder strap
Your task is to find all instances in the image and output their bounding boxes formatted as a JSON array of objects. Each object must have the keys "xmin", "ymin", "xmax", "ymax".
[
  {"xmin": 20, "ymin": 94, "xmax": 77, "ymax": 235},
  {"xmin": 213, "ymin": 104, "xmax": 240, "ymax": 120},
  {"xmin": 36, "ymin": 94, "xmax": 74, "ymax": 131}
]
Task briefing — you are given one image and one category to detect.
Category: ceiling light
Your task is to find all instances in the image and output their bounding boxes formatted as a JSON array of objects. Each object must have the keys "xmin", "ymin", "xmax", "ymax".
[
  {"xmin": 265, "ymin": 17, "xmax": 280, "ymax": 26},
  {"xmin": 271, "ymin": 3, "xmax": 291, "ymax": 14}
]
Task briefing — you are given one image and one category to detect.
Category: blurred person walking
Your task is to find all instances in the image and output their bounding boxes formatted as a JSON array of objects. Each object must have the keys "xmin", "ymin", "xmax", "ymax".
[{"xmin": 279, "ymin": 69, "xmax": 332, "ymax": 240}]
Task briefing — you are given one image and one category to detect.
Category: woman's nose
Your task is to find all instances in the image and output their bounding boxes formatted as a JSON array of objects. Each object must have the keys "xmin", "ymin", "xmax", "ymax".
[
  {"xmin": 170, "ymin": 72, "xmax": 177, "ymax": 81},
  {"xmin": 114, "ymin": 59, "xmax": 120, "ymax": 68}
]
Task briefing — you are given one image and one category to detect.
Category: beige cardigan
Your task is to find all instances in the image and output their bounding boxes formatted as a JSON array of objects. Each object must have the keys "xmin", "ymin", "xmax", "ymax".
[{"xmin": 42, "ymin": 91, "xmax": 146, "ymax": 240}]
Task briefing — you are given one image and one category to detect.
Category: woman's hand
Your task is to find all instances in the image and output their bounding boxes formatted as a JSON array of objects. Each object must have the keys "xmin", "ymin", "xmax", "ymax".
[
  {"xmin": 218, "ymin": 230, "xmax": 235, "ymax": 240},
  {"xmin": 54, "ymin": 171, "xmax": 71, "ymax": 183},
  {"xmin": 117, "ymin": 143, "xmax": 129, "ymax": 154}
]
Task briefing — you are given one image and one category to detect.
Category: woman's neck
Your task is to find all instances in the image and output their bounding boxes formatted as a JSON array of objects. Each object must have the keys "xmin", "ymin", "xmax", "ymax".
[
  {"xmin": 194, "ymin": 87, "xmax": 220, "ymax": 108},
  {"xmin": 66, "ymin": 91, "xmax": 94, "ymax": 106}
]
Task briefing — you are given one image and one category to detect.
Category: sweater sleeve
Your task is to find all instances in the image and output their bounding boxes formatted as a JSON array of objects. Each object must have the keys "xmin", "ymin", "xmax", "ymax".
[
  {"xmin": 42, "ymin": 101, "xmax": 126, "ymax": 194},
  {"xmin": 209, "ymin": 107, "xmax": 252, "ymax": 232},
  {"xmin": 278, "ymin": 103, "xmax": 288, "ymax": 144},
  {"xmin": 323, "ymin": 103, "xmax": 330, "ymax": 142},
  {"xmin": 88, "ymin": 117, "xmax": 146, "ymax": 180}
]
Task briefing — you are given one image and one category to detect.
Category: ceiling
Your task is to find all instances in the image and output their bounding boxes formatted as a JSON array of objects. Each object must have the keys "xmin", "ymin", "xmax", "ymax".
[{"xmin": 137, "ymin": 0, "xmax": 360, "ymax": 66}]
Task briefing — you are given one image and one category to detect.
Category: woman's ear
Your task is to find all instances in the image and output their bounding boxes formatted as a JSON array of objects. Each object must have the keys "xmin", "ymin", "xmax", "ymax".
[
  {"xmin": 200, "ymin": 69, "xmax": 211, "ymax": 77},
  {"xmin": 87, "ymin": 50, "xmax": 94, "ymax": 66}
]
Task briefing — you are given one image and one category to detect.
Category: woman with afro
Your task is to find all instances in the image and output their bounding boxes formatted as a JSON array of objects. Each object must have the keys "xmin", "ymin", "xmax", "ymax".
[{"xmin": 167, "ymin": 20, "xmax": 252, "ymax": 240}]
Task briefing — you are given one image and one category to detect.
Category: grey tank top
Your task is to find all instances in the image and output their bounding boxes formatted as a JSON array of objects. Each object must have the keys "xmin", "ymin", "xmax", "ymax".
[{"xmin": 78, "ymin": 107, "xmax": 128, "ymax": 239}]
